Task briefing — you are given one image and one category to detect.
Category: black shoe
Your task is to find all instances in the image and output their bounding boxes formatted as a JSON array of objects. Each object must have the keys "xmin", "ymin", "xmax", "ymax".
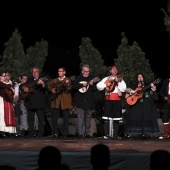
[
  {"xmin": 36, "ymin": 135, "xmax": 45, "ymax": 139},
  {"xmin": 113, "ymin": 136, "xmax": 122, "ymax": 140},
  {"xmin": 20, "ymin": 130, "xmax": 26, "ymax": 137},
  {"xmin": 82, "ymin": 133, "xmax": 90, "ymax": 138},
  {"xmin": 15, "ymin": 133, "xmax": 20, "ymax": 137},
  {"xmin": 117, "ymin": 136, "xmax": 122, "ymax": 140},
  {"xmin": 48, "ymin": 134, "xmax": 58, "ymax": 138},
  {"xmin": 26, "ymin": 132, "xmax": 35, "ymax": 138},
  {"xmin": 103, "ymin": 135, "xmax": 109, "ymax": 139},
  {"xmin": 53, "ymin": 134, "xmax": 58, "ymax": 138},
  {"xmin": 1, "ymin": 134, "xmax": 6, "ymax": 138},
  {"xmin": 63, "ymin": 136, "xmax": 68, "ymax": 139},
  {"xmin": 78, "ymin": 135, "xmax": 84, "ymax": 139},
  {"xmin": 86, "ymin": 135, "xmax": 91, "ymax": 138},
  {"xmin": 124, "ymin": 134, "xmax": 130, "ymax": 138},
  {"xmin": 82, "ymin": 134, "xmax": 86, "ymax": 138}
]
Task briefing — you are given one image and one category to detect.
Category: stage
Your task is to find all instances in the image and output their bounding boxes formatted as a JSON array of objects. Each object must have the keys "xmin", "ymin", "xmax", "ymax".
[{"xmin": 0, "ymin": 137, "xmax": 169, "ymax": 170}]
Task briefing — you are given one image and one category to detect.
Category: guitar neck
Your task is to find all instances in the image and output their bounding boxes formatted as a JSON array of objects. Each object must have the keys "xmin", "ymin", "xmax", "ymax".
[
  {"xmin": 142, "ymin": 84, "xmax": 150, "ymax": 91},
  {"xmin": 142, "ymin": 80, "xmax": 158, "ymax": 92}
]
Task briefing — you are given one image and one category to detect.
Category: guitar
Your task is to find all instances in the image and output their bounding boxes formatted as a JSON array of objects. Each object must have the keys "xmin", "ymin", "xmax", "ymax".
[
  {"xmin": 105, "ymin": 73, "xmax": 124, "ymax": 92},
  {"xmin": 49, "ymin": 75, "xmax": 76, "ymax": 101},
  {"xmin": 125, "ymin": 78, "xmax": 161, "ymax": 105},
  {"xmin": 21, "ymin": 76, "xmax": 48, "ymax": 99},
  {"xmin": 78, "ymin": 77, "xmax": 100, "ymax": 93}
]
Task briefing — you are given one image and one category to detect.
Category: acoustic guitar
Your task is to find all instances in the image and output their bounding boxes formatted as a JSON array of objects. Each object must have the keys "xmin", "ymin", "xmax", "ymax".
[
  {"xmin": 21, "ymin": 76, "xmax": 48, "ymax": 100},
  {"xmin": 105, "ymin": 73, "xmax": 124, "ymax": 92},
  {"xmin": 49, "ymin": 75, "xmax": 76, "ymax": 101},
  {"xmin": 125, "ymin": 78, "xmax": 161, "ymax": 105},
  {"xmin": 79, "ymin": 76, "xmax": 100, "ymax": 93}
]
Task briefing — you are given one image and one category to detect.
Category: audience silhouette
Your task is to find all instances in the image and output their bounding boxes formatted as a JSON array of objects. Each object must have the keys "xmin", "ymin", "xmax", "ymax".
[
  {"xmin": 150, "ymin": 150, "xmax": 170, "ymax": 170},
  {"xmin": 0, "ymin": 165, "xmax": 16, "ymax": 170},
  {"xmin": 59, "ymin": 163, "xmax": 70, "ymax": 170},
  {"xmin": 90, "ymin": 144, "xmax": 110, "ymax": 170},
  {"xmin": 36, "ymin": 146, "xmax": 64, "ymax": 170}
]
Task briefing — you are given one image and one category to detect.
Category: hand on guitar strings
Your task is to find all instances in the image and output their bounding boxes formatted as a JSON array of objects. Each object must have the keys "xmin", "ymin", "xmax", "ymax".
[
  {"xmin": 82, "ymin": 82, "xmax": 88, "ymax": 87},
  {"xmin": 129, "ymin": 89, "xmax": 141, "ymax": 96},
  {"xmin": 150, "ymin": 83, "xmax": 156, "ymax": 91},
  {"xmin": 115, "ymin": 77, "xmax": 121, "ymax": 83},
  {"xmin": 106, "ymin": 82, "xmax": 112, "ymax": 87},
  {"xmin": 37, "ymin": 79, "xmax": 45, "ymax": 86},
  {"xmin": 89, "ymin": 80, "xmax": 94, "ymax": 86},
  {"xmin": 129, "ymin": 90, "xmax": 136, "ymax": 95},
  {"xmin": 64, "ymin": 79, "xmax": 71, "ymax": 87}
]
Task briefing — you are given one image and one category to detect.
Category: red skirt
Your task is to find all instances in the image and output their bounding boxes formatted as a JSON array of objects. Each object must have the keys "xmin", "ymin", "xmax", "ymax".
[{"xmin": 3, "ymin": 100, "xmax": 16, "ymax": 126}]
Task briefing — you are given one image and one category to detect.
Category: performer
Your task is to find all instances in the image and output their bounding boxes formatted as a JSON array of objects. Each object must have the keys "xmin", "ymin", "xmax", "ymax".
[
  {"xmin": 72, "ymin": 64, "xmax": 99, "ymax": 138},
  {"xmin": 96, "ymin": 65, "xmax": 126, "ymax": 139},
  {"xmin": 159, "ymin": 69, "xmax": 170, "ymax": 139},
  {"xmin": 125, "ymin": 73, "xmax": 160, "ymax": 139},
  {"xmin": 14, "ymin": 75, "xmax": 29, "ymax": 137},
  {"xmin": 0, "ymin": 72, "xmax": 16, "ymax": 137},
  {"xmin": 48, "ymin": 67, "xmax": 72, "ymax": 138},
  {"xmin": 23, "ymin": 67, "xmax": 48, "ymax": 138}
]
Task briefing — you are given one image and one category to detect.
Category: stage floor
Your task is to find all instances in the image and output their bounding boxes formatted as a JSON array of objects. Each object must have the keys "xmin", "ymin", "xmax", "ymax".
[
  {"xmin": 0, "ymin": 136, "xmax": 169, "ymax": 153},
  {"xmin": 1, "ymin": 136, "xmax": 170, "ymax": 170}
]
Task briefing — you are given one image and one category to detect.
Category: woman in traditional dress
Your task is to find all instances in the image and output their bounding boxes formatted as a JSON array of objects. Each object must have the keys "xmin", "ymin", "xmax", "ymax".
[
  {"xmin": 124, "ymin": 73, "xmax": 160, "ymax": 139},
  {"xmin": 0, "ymin": 72, "xmax": 16, "ymax": 137}
]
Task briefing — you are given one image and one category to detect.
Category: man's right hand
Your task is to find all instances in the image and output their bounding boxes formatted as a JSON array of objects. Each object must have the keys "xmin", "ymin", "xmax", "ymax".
[{"xmin": 51, "ymin": 88, "xmax": 56, "ymax": 94}]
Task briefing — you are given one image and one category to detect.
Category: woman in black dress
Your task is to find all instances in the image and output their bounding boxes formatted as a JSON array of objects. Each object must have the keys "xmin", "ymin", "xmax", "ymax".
[{"xmin": 124, "ymin": 73, "xmax": 160, "ymax": 138}]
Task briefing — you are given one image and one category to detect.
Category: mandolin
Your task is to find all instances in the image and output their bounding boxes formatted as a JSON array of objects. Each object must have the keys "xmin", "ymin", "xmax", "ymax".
[
  {"xmin": 79, "ymin": 77, "xmax": 100, "ymax": 93},
  {"xmin": 125, "ymin": 78, "xmax": 161, "ymax": 105},
  {"xmin": 105, "ymin": 73, "xmax": 124, "ymax": 92}
]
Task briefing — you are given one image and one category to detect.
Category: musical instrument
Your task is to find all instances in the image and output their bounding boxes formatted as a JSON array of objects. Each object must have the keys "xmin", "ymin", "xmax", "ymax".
[
  {"xmin": 105, "ymin": 73, "xmax": 124, "ymax": 92},
  {"xmin": 79, "ymin": 77, "xmax": 100, "ymax": 93},
  {"xmin": 21, "ymin": 76, "xmax": 48, "ymax": 99},
  {"xmin": 49, "ymin": 75, "xmax": 76, "ymax": 101},
  {"xmin": 125, "ymin": 78, "xmax": 161, "ymax": 105}
]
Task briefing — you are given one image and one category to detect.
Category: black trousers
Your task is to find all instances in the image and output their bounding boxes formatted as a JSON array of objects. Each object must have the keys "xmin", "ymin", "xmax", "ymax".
[
  {"xmin": 162, "ymin": 103, "xmax": 170, "ymax": 123},
  {"xmin": 27, "ymin": 109, "xmax": 44, "ymax": 137},
  {"xmin": 51, "ymin": 108, "xmax": 69, "ymax": 137}
]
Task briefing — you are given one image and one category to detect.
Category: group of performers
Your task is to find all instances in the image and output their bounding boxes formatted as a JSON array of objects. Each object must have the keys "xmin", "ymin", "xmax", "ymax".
[{"xmin": 0, "ymin": 65, "xmax": 170, "ymax": 140}]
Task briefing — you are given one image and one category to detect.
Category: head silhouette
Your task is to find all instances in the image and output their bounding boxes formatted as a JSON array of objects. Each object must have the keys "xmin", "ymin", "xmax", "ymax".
[
  {"xmin": 0, "ymin": 165, "xmax": 16, "ymax": 170},
  {"xmin": 38, "ymin": 146, "xmax": 62, "ymax": 170},
  {"xmin": 90, "ymin": 144, "xmax": 110, "ymax": 170},
  {"xmin": 150, "ymin": 150, "xmax": 170, "ymax": 170}
]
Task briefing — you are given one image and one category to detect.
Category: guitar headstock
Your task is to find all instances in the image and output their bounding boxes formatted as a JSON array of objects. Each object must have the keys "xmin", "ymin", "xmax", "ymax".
[
  {"xmin": 70, "ymin": 75, "xmax": 76, "ymax": 81},
  {"xmin": 93, "ymin": 77, "xmax": 100, "ymax": 83},
  {"xmin": 117, "ymin": 72, "xmax": 124, "ymax": 79},
  {"xmin": 41, "ymin": 76, "xmax": 48, "ymax": 81},
  {"xmin": 153, "ymin": 78, "xmax": 161, "ymax": 85}
]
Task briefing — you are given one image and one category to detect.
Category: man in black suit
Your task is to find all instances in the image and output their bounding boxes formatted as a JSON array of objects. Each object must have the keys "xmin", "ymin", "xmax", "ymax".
[{"xmin": 23, "ymin": 67, "xmax": 48, "ymax": 138}]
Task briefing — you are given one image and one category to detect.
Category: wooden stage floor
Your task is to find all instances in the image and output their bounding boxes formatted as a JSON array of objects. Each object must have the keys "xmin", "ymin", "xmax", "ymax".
[{"xmin": 0, "ymin": 136, "xmax": 170, "ymax": 153}]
